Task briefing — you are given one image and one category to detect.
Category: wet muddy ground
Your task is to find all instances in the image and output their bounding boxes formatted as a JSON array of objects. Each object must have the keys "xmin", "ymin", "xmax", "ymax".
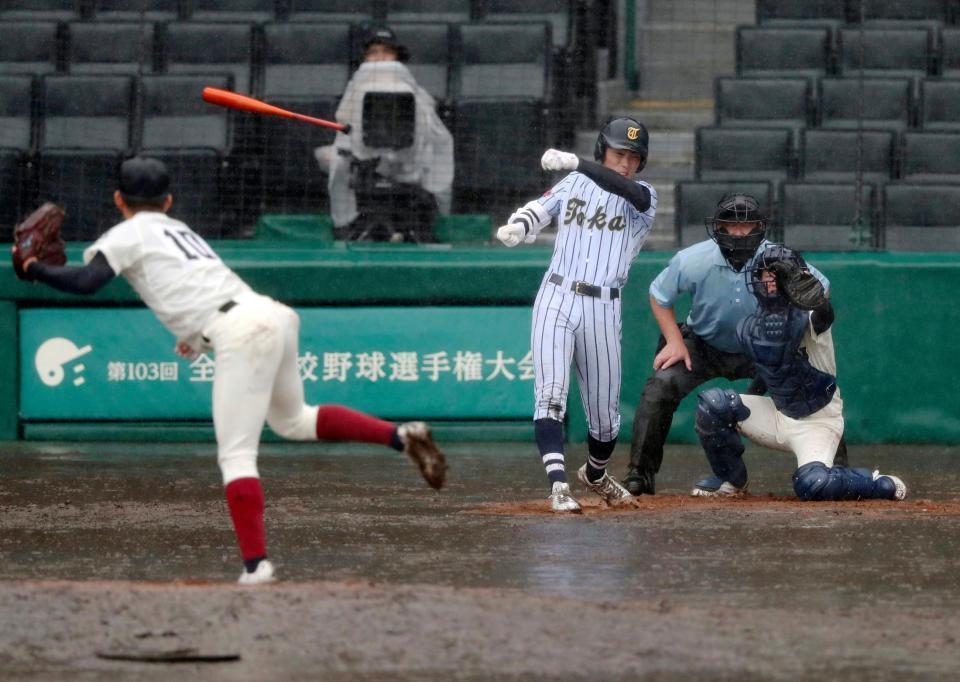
[{"xmin": 0, "ymin": 440, "xmax": 958, "ymax": 680}]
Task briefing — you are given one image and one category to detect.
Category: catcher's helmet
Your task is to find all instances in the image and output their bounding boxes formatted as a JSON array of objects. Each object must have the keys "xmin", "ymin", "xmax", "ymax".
[
  {"xmin": 594, "ymin": 117, "xmax": 649, "ymax": 171},
  {"xmin": 705, "ymin": 193, "xmax": 767, "ymax": 271},
  {"xmin": 746, "ymin": 243, "xmax": 807, "ymax": 308}
]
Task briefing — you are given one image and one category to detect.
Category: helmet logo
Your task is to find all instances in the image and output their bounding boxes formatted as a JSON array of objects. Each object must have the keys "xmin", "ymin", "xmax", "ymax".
[{"xmin": 627, "ymin": 127, "xmax": 640, "ymax": 140}]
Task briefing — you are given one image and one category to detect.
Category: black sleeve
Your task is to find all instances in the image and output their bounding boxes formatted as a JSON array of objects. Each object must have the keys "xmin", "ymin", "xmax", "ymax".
[
  {"xmin": 575, "ymin": 159, "xmax": 652, "ymax": 212},
  {"xmin": 811, "ymin": 299, "xmax": 835, "ymax": 335},
  {"xmin": 29, "ymin": 251, "xmax": 117, "ymax": 295}
]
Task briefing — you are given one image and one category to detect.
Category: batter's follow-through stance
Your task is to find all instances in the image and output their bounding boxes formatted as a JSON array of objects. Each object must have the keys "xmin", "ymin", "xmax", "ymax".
[
  {"xmin": 497, "ymin": 118, "xmax": 657, "ymax": 513},
  {"xmin": 10, "ymin": 156, "xmax": 448, "ymax": 584}
]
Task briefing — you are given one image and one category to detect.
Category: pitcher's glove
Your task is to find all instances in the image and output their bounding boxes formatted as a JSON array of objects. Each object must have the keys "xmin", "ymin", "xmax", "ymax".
[
  {"xmin": 769, "ymin": 260, "xmax": 827, "ymax": 310},
  {"xmin": 11, "ymin": 202, "xmax": 66, "ymax": 281}
]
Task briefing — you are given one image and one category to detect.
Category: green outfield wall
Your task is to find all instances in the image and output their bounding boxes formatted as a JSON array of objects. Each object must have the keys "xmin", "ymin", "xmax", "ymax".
[{"xmin": 2, "ymin": 241, "xmax": 959, "ymax": 444}]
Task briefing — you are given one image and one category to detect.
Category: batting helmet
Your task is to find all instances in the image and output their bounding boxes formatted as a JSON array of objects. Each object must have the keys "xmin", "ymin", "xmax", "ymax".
[
  {"xmin": 594, "ymin": 117, "xmax": 649, "ymax": 171},
  {"xmin": 705, "ymin": 193, "xmax": 767, "ymax": 271}
]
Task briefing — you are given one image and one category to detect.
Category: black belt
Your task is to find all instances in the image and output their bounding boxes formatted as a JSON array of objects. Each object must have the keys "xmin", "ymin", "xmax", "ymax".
[
  {"xmin": 548, "ymin": 273, "xmax": 619, "ymax": 299},
  {"xmin": 201, "ymin": 301, "xmax": 237, "ymax": 343}
]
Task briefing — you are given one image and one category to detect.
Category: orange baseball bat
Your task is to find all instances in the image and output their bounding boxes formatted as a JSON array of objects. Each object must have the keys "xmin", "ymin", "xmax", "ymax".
[{"xmin": 202, "ymin": 87, "xmax": 351, "ymax": 133}]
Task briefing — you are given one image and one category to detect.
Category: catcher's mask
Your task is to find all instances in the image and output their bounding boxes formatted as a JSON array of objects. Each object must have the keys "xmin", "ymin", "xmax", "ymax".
[
  {"xmin": 705, "ymin": 193, "xmax": 767, "ymax": 271},
  {"xmin": 746, "ymin": 243, "xmax": 807, "ymax": 310},
  {"xmin": 594, "ymin": 117, "xmax": 648, "ymax": 171}
]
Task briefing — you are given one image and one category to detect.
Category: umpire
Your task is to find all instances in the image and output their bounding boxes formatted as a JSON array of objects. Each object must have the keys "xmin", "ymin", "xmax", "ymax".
[{"xmin": 622, "ymin": 193, "xmax": 847, "ymax": 495}]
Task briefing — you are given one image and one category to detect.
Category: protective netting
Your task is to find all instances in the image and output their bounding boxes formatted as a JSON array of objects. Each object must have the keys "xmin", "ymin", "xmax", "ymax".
[{"xmin": 1, "ymin": 0, "xmax": 958, "ymax": 250}]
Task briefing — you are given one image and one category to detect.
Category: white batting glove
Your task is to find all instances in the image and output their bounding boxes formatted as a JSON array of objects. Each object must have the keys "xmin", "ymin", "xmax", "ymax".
[
  {"xmin": 497, "ymin": 223, "xmax": 526, "ymax": 247},
  {"xmin": 541, "ymin": 149, "xmax": 579, "ymax": 172}
]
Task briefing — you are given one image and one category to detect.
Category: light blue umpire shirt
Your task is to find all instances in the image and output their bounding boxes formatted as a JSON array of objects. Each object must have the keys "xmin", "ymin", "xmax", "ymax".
[{"xmin": 649, "ymin": 240, "xmax": 830, "ymax": 354}]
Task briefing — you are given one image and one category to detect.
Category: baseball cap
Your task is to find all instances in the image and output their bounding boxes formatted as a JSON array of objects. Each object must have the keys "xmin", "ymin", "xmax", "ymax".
[
  {"xmin": 118, "ymin": 156, "xmax": 170, "ymax": 201},
  {"xmin": 362, "ymin": 24, "xmax": 409, "ymax": 61}
]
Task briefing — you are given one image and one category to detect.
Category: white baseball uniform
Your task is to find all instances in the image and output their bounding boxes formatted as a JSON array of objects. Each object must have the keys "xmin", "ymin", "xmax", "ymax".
[
  {"xmin": 738, "ymin": 315, "xmax": 844, "ymax": 467},
  {"xmin": 524, "ymin": 171, "xmax": 657, "ymax": 441},
  {"xmin": 84, "ymin": 211, "xmax": 319, "ymax": 483}
]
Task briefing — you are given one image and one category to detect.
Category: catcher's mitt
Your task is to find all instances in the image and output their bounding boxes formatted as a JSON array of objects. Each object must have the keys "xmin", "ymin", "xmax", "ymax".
[
  {"xmin": 769, "ymin": 260, "xmax": 827, "ymax": 311},
  {"xmin": 11, "ymin": 202, "xmax": 66, "ymax": 281}
]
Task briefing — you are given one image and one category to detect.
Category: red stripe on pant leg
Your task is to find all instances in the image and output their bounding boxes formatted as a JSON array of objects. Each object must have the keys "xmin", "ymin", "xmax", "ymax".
[
  {"xmin": 315, "ymin": 404, "xmax": 395, "ymax": 446},
  {"xmin": 225, "ymin": 477, "xmax": 266, "ymax": 561}
]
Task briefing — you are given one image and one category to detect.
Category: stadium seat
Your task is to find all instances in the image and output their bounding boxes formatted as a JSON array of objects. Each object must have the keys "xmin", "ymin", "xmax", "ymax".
[
  {"xmin": 258, "ymin": 22, "xmax": 351, "ymax": 210},
  {"xmin": 182, "ymin": 0, "xmax": 278, "ymax": 23},
  {"xmin": 736, "ymin": 27, "xmax": 832, "ymax": 80},
  {"xmin": 755, "ymin": 0, "xmax": 847, "ymax": 27},
  {"xmin": 161, "ymin": 22, "xmax": 257, "ymax": 96},
  {"xmin": 385, "ymin": 0, "xmax": 471, "ymax": 24},
  {"xmin": 837, "ymin": 28, "xmax": 932, "ymax": 80},
  {"xmin": 856, "ymin": 0, "xmax": 949, "ymax": 32},
  {"xmin": 138, "ymin": 73, "xmax": 233, "ymax": 151},
  {"xmin": 0, "ymin": 75, "xmax": 35, "ymax": 151},
  {"xmin": 882, "ymin": 183, "xmax": 960, "ymax": 250},
  {"xmin": 261, "ymin": 22, "xmax": 351, "ymax": 98},
  {"xmin": 287, "ymin": 0, "xmax": 379, "ymax": 22},
  {"xmin": 0, "ymin": 21, "xmax": 61, "ymax": 75},
  {"xmin": 714, "ymin": 76, "xmax": 810, "ymax": 141},
  {"xmin": 39, "ymin": 74, "xmax": 134, "ymax": 239},
  {"xmin": 899, "ymin": 131, "xmax": 960, "ymax": 183},
  {"xmin": 389, "ymin": 22, "xmax": 452, "ymax": 102},
  {"xmin": 695, "ymin": 127, "xmax": 794, "ymax": 183},
  {"xmin": 90, "ymin": 0, "xmax": 180, "ymax": 21},
  {"xmin": 818, "ymin": 77, "xmax": 912, "ymax": 131},
  {"xmin": 452, "ymin": 98, "xmax": 548, "ymax": 211},
  {"xmin": 458, "ymin": 23, "xmax": 551, "ymax": 100},
  {"xmin": 144, "ymin": 148, "xmax": 229, "ymax": 236},
  {"xmin": 779, "ymin": 182, "xmax": 877, "ymax": 250},
  {"xmin": 919, "ymin": 78, "xmax": 960, "ymax": 131},
  {"xmin": 0, "ymin": 149, "xmax": 27, "ymax": 232},
  {"xmin": 483, "ymin": 0, "xmax": 572, "ymax": 49},
  {"xmin": 453, "ymin": 22, "xmax": 552, "ymax": 207},
  {"xmin": 0, "ymin": 0, "xmax": 80, "ymax": 21},
  {"xmin": 800, "ymin": 129, "xmax": 896, "ymax": 183},
  {"xmin": 939, "ymin": 29, "xmax": 960, "ymax": 77},
  {"xmin": 66, "ymin": 21, "xmax": 157, "ymax": 74},
  {"xmin": 674, "ymin": 181, "xmax": 774, "ymax": 247}
]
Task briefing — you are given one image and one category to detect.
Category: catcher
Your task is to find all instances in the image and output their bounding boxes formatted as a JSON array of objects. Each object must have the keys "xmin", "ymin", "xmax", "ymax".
[
  {"xmin": 10, "ymin": 157, "xmax": 448, "ymax": 585},
  {"xmin": 690, "ymin": 243, "xmax": 908, "ymax": 501}
]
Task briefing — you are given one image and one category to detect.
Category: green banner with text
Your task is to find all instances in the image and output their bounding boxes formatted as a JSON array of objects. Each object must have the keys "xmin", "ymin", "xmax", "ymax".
[{"xmin": 19, "ymin": 307, "xmax": 535, "ymax": 420}]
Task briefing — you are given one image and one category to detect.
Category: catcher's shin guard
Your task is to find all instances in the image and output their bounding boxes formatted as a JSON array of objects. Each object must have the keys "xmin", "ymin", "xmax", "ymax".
[
  {"xmin": 695, "ymin": 388, "xmax": 750, "ymax": 488},
  {"xmin": 792, "ymin": 462, "xmax": 906, "ymax": 501}
]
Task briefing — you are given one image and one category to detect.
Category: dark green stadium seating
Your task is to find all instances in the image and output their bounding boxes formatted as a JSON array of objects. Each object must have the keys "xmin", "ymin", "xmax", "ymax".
[
  {"xmin": 0, "ymin": 21, "xmax": 61, "ymax": 75},
  {"xmin": 882, "ymin": 183, "xmax": 960, "ymax": 250},
  {"xmin": 818, "ymin": 77, "xmax": 913, "ymax": 131},
  {"xmin": 695, "ymin": 127, "xmax": 794, "ymax": 183},
  {"xmin": 801, "ymin": 129, "xmax": 896, "ymax": 184},
  {"xmin": 780, "ymin": 182, "xmax": 877, "ymax": 250},
  {"xmin": 899, "ymin": 131, "xmax": 960, "ymax": 182}
]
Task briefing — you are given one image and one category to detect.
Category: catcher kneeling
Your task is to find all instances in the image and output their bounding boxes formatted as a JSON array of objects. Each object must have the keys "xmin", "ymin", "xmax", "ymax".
[{"xmin": 690, "ymin": 243, "xmax": 907, "ymax": 501}]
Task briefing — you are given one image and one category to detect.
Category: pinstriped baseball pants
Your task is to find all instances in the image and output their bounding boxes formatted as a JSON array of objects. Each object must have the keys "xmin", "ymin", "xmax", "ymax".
[{"xmin": 531, "ymin": 281, "xmax": 622, "ymax": 442}]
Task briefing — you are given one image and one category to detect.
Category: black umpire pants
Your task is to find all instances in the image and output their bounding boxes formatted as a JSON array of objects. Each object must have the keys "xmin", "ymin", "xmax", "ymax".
[
  {"xmin": 628, "ymin": 325, "xmax": 755, "ymax": 476},
  {"xmin": 627, "ymin": 324, "xmax": 848, "ymax": 477}
]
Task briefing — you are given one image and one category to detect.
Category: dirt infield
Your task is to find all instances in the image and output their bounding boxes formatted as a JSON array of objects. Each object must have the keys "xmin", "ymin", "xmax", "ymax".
[{"xmin": 1, "ymin": 441, "xmax": 959, "ymax": 680}]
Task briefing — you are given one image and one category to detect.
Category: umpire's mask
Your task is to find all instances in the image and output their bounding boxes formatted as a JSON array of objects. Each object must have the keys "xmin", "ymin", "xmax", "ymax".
[{"xmin": 705, "ymin": 193, "xmax": 767, "ymax": 271}]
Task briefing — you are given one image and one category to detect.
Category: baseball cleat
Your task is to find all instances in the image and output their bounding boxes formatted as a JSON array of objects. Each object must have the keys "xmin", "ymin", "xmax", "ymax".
[
  {"xmin": 577, "ymin": 464, "xmax": 633, "ymax": 506},
  {"xmin": 549, "ymin": 481, "xmax": 582, "ymax": 513},
  {"xmin": 873, "ymin": 470, "xmax": 907, "ymax": 501},
  {"xmin": 691, "ymin": 476, "xmax": 748, "ymax": 498},
  {"xmin": 238, "ymin": 559, "xmax": 276, "ymax": 585},
  {"xmin": 399, "ymin": 421, "xmax": 448, "ymax": 490}
]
